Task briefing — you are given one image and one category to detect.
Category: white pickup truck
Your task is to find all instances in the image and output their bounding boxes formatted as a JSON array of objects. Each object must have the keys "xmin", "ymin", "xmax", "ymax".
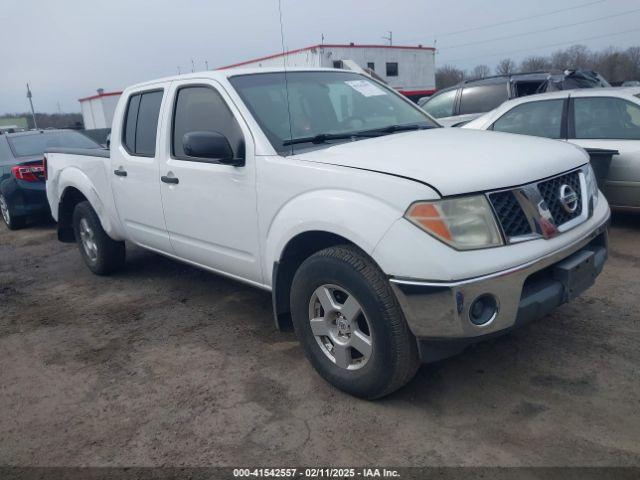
[{"xmin": 46, "ymin": 68, "xmax": 610, "ymax": 398}]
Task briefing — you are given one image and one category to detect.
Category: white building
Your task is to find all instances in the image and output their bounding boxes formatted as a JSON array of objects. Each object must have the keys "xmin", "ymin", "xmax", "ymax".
[
  {"xmin": 219, "ymin": 43, "xmax": 436, "ymax": 101},
  {"xmin": 79, "ymin": 89, "xmax": 122, "ymax": 129}
]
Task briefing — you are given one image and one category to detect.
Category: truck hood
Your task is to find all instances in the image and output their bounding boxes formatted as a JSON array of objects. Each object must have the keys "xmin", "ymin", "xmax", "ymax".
[{"xmin": 294, "ymin": 128, "xmax": 588, "ymax": 196}]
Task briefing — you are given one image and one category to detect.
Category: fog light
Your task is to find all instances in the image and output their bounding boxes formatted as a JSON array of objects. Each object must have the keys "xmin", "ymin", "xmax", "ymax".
[{"xmin": 469, "ymin": 294, "xmax": 498, "ymax": 326}]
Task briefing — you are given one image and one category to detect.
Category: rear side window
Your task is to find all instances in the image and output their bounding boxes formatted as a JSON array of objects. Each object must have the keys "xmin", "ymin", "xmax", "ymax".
[
  {"xmin": 123, "ymin": 95, "xmax": 141, "ymax": 153},
  {"xmin": 459, "ymin": 83, "xmax": 508, "ymax": 115},
  {"xmin": 172, "ymin": 86, "xmax": 244, "ymax": 159},
  {"xmin": 573, "ymin": 97, "xmax": 640, "ymax": 140},
  {"xmin": 122, "ymin": 90, "xmax": 163, "ymax": 156},
  {"xmin": 0, "ymin": 138, "xmax": 12, "ymax": 164},
  {"xmin": 422, "ymin": 89, "xmax": 457, "ymax": 118},
  {"xmin": 492, "ymin": 99, "xmax": 564, "ymax": 139}
]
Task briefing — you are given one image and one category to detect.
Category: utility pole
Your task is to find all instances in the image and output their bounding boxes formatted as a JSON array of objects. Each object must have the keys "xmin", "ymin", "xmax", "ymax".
[
  {"xmin": 26, "ymin": 83, "xmax": 38, "ymax": 129},
  {"xmin": 205, "ymin": 60, "xmax": 209, "ymax": 70},
  {"xmin": 321, "ymin": 33, "xmax": 324, "ymax": 46},
  {"xmin": 191, "ymin": 58, "xmax": 195, "ymax": 73},
  {"xmin": 382, "ymin": 31, "xmax": 392, "ymax": 46}
]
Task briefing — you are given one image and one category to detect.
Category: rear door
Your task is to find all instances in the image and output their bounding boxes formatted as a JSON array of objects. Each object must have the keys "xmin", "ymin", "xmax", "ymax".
[
  {"xmin": 157, "ymin": 80, "xmax": 261, "ymax": 283},
  {"xmin": 568, "ymin": 96, "xmax": 640, "ymax": 208},
  {"xmin": 110, "ymin": 87, "xmax": 173, "ymax": 252}
]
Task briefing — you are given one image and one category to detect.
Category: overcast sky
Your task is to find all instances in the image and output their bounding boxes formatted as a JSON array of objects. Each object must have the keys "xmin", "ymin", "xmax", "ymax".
[{"xmin": 1, "ymin": 0, "xmax": 639, "ymax": 114}]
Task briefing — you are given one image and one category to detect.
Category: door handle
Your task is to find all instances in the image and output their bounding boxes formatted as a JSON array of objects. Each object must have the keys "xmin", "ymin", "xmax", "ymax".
[
  {"xmin": 114, "ymin": 169, "xmax": 127, "ymax": 177},
  {"xmin": 161, "ymin": 175, "xmax": 179, "ymax": 184}
]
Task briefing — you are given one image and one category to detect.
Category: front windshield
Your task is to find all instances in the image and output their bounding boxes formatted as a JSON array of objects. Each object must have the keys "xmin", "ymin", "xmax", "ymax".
[
  {"xmin": 229, "ymin": 71, "xmax": 438, "ymax": 154},
  {"xmin": 8, "ymin": 130, "xmax": 101, "ymax": 157}
]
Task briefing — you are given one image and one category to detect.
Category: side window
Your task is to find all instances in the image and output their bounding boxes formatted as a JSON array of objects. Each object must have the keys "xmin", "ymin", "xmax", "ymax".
[
  {"xmin": 122, "ymin": 90, "xmax": 163, "ymax": 156},
  {"xmin": 386, "ymin": 62, "xmax": 398, "ymax": 77},
  {"xmin": 422, "ymin": 89, "xmax": 456, "ymax": 119},
  {"xmin": 123, "ymin": 94, "xmax": 141, "ymax": 153},
  {"xmin": 172, "ymin": 86, "xmax": 244, "ymax": 160},
  {"xmin": 0, "ymin": 138, "xmax": 12, "ymax": 164},
  {"xmin": 573, "ymin": 97, "xmax": 640, "ymax": 140},
  {"xmin": 459, "ymin": 83, "xmax": 508, "ymax": 115},
  {"xmin": 492, "ymin": 99, "xmax": 564, "ymax": 139},
  {"xmin": 135, "ymin": 91, "xmax": 164, "ymax": 155}
]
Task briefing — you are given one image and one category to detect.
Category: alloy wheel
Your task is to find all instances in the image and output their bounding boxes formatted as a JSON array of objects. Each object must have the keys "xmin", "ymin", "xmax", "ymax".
[
  {"xmin": 79, "ymin": 218, "xmax": 98, "ymax": 261},
  {"xmin": 308, "ymin": 284, "xmax": 373, "ymax": 370},
  {"xmin": 0, "ymin": 195, "xmax": 10, "ymax": 225}
]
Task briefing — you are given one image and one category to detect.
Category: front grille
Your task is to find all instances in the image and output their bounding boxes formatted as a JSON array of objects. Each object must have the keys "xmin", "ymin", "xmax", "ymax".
[
  {"xmin": 489, "ymin": 191, "xmax": 531, "ymax": 237},
  {"xmin": 537, "ymin": 171, "xmax": 582, "ymax": 225},
  {"xmin": 487, "ymin": 168, "xmax": 586, "ymax": 243}
]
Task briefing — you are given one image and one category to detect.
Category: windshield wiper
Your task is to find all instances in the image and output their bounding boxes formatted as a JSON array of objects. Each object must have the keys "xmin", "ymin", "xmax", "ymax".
[
  {"xmin": 363, "ymin": 124, "xmax": 430, "ymax": 135},
  {"xmin": 282, "ymin": 124, "xmax": 433, "ymax": 147},
  {"xmin": 283, "ymin": 132, "xmax": 364, "ymax": 146}
]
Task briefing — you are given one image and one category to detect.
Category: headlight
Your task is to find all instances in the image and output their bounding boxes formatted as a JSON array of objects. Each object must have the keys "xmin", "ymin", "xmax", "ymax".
[
  {"xmin": 405, "ymin": 195, "xmax": 503, "ymax": 250},
  {"xmin": 585, "ymin": 163, "xmax": 599, "ymax": 208}
]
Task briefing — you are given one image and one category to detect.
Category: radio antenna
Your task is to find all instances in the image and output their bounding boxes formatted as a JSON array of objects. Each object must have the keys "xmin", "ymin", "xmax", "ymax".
[{"xmin": 278, "ymin": 0, "xmax": 294, "ymax": 153}]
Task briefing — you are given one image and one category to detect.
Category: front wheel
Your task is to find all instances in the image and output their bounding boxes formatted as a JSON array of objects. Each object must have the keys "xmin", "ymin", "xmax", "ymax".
[
  {"xmin": 72, "ymin": 201, "xmax": 125, "ymax": 275},
  {"xmin": 0, "ymin": 193, "xmax": 26, "ymax": 230},
  {"xmin": 290, "ymin": 245, "xmax": 419, "ymax": 399}
]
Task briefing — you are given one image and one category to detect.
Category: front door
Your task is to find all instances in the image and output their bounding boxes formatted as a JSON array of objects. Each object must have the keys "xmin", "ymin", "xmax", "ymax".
[
  {"xmin": 111, "ymin": 88, "xmax": 173, "ymax": 252},
  {"xmin": 158, "ymin": 81, "xmax": 262, "ymax": 284},
  {"xmin": 569, "ymin": 96, "xmax": 640, "ymax": 208}
]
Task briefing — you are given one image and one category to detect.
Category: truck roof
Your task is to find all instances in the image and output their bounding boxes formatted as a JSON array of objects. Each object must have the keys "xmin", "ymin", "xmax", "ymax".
[{"xmin": 126, "ymin": 67, "xmax": 357, "ymax": 90}]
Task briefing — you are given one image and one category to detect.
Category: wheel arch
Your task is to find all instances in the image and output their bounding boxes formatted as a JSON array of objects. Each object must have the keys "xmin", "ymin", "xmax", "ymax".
[
  {"xmin": 54, "ymin": 166, "xmax": 124, "ymax": 242},
  {"xmin": 57, "ymin": 186, "xmax": 88, "ymax": 242},
  {"xmin": 272, "ymin": 230, "xmax": 361, "ymax": 330}
]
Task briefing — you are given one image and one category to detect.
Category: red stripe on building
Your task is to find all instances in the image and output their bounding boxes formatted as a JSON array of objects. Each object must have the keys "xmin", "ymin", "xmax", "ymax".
[
  {"xmin": 218, "ymin": 44, "xmax": 435, "ymax": 70},
  {"xmin": 78, "ymin": 91, "xmax": 123, "ymax": 102}
]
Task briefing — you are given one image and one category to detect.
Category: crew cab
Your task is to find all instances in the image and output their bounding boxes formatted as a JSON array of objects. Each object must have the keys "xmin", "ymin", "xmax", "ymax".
[{"xmin": 45, "ymin": 68, "xmax": 610, "ymax": 399}]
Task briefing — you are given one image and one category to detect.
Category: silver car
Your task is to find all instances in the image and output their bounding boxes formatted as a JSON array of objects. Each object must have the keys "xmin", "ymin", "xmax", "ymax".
[{"xmin": 463, "ymin": 87, "xmax": 640, "ymax": 211}]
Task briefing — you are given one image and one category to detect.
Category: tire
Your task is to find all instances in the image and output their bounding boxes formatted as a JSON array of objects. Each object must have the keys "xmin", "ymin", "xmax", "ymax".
[
  {"xmin": 290, "ymin": 245, "xmax": 419, "ymax": 399},
  {"xmin": 0, "ymin": 193, "xmax": 26, "ymax": 230},
  {"xmin": 72, "ymin": 201, "xmax": 125, "ymax": 275}
]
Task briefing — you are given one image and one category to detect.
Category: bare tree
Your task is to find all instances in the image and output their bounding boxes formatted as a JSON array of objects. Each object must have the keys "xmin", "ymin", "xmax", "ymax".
[
  {"xmin": 520, "ymin": 56, "xmax": 550, "ymax": 72},
  {"xmin": 435, "ymin": 65, "xmax": 466, "ymax": 89},
  {"xmin": 471, "ymin": 64, "xmax": 491, "ymax": 80},
  {"xmin": 565, "ymin": 44, "xmax": 592, "ymax": 70},
  {"xmin": 476, "ymin": 44, "xmax": 640, "ymax": 85},
  {"xmin": 625, "ymin": 46, "xmax": 640, "ymax": 79},
  {"xmin": 495, "ymin": 58, "xmax": 516, "ymax": 76}
]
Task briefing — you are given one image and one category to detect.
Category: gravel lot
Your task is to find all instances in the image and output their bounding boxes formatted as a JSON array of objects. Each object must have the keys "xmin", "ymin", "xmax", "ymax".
[{"xmin": 1, "ymin": 214, "xmax": 639, "ymax": 467}]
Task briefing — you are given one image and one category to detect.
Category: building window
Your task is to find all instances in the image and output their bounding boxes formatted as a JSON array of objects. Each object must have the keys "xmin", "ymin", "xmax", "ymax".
[
  {"xmin": 386, "ymin": 62, "xmax": 398, "ymax": 77},
  {"xmin": 367, "ymin": 62, "xmax": 375, "ymax": 71},
  {"xmin": 333, "ymin": 60, "xmax": 343, "ymax": 69}
]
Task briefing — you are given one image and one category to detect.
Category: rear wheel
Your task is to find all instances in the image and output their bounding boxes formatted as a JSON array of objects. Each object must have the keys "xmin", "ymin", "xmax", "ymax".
[
  {"xmin": 72, "ymin": 201, "xmax": 125, "ymax": 275},
  {"xmin": 290, "ymin": 245, "xmax": 419, "ymax": 399},
  {"xmin": 0, "ymin": 193, "xmax": 26, "ymax": 230}
]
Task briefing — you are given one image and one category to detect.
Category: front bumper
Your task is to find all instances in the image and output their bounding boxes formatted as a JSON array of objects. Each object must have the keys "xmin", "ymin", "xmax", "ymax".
[{"xmin": 390, "ymin": 217, "xmax": 609, "ymax": 361}]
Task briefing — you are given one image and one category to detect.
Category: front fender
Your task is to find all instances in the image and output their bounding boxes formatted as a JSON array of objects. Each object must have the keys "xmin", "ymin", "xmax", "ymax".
[{"xmin": 264, "ymin": 189, "xmax": 404, "ymax": 286}]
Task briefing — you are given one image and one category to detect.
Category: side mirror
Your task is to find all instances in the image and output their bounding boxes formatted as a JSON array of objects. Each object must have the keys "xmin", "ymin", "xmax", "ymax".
[{"xmin": 182, "ymin": 131, "xmax": 243, "ymax": 166}]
